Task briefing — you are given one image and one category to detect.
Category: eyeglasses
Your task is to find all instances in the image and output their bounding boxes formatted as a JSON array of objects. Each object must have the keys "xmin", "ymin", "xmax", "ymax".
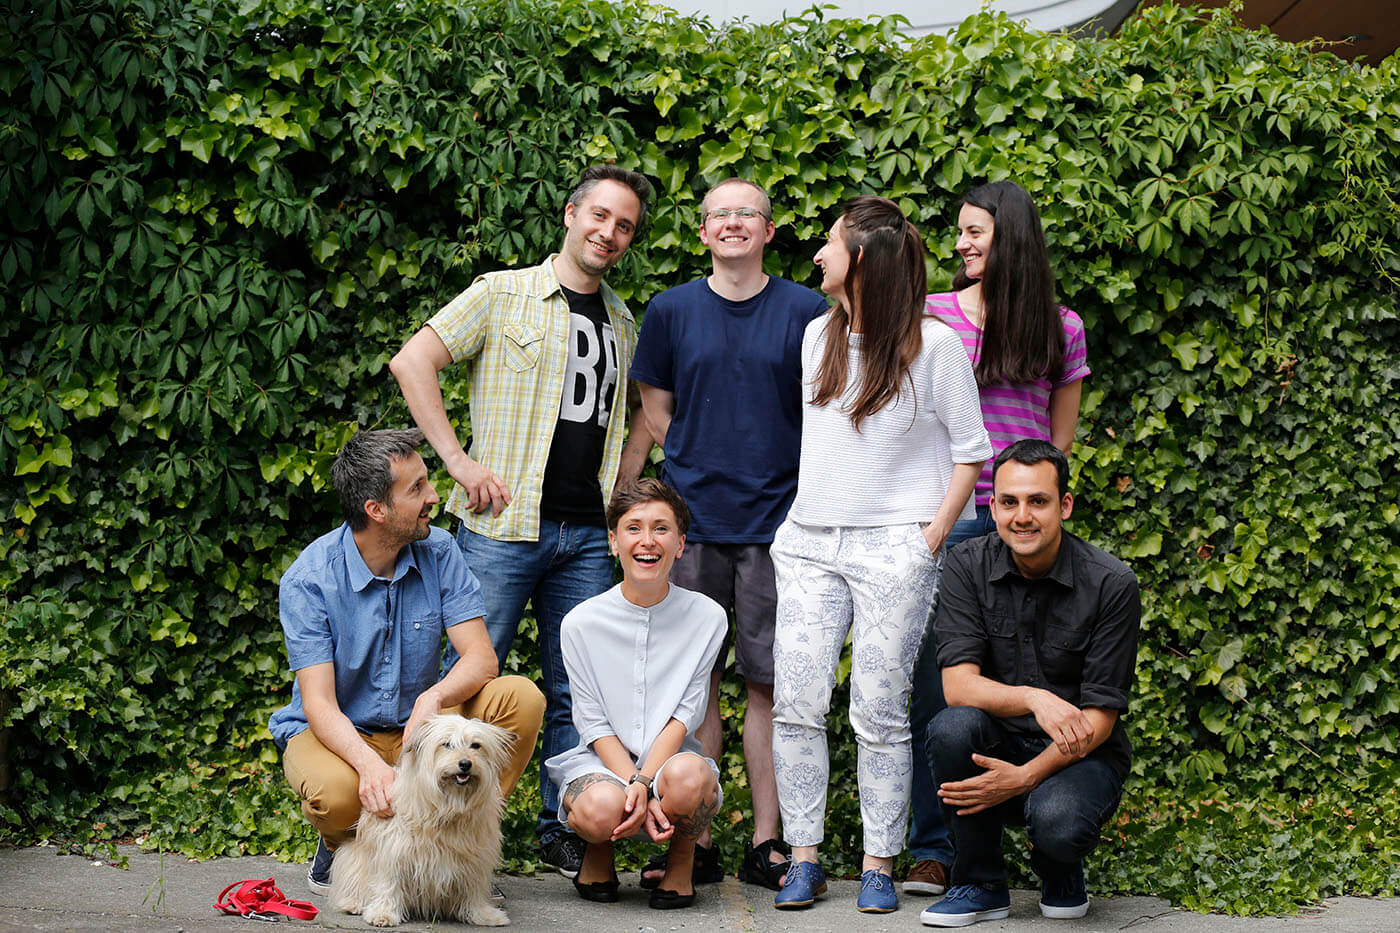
[{"xmin": 704, "ymin": 207, "xmax": 768, "ymax": 222}]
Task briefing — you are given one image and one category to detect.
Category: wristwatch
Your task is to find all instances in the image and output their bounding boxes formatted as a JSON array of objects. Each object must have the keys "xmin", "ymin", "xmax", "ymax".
[{"xmin": 628, "ymin": 771, "xmax": 653, "ymax": 790}]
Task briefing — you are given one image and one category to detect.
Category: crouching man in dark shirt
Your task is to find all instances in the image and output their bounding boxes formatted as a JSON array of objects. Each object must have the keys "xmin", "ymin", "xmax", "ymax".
[{"xmin": 919, "ymin": 439, "xmax": 1140, "ymax": 928}]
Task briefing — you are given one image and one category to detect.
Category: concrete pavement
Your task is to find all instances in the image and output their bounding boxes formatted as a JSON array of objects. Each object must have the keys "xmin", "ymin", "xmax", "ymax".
[{"xmin": 0, "ymin": 845, "xmax": 1394, "ymax": 932}]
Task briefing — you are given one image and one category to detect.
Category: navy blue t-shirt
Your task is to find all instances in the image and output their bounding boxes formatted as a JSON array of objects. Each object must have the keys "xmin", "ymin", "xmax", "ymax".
[{"xmin": 629, "ymin": 277, "xmax": 828, "ymax": 543}]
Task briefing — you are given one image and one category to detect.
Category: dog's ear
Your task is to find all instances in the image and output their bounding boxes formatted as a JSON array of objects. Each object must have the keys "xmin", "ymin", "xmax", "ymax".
[
  {"xmin": 478, "ymin": 722, "xmax": 516, "ymax": 775},
  {"xmin": 401, "ymin": 714, "xmax": 439, "ymax": 760}
]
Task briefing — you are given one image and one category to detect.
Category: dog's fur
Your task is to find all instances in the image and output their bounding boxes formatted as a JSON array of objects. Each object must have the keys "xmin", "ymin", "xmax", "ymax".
[{"xmin": 330, "ymin": 715, "xmax": 515, "ymax": 927}]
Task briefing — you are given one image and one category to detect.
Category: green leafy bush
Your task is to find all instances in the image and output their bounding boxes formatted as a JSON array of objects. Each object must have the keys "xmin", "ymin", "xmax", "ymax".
[{"xmin": 2, "ymin": 0, "xmax": 1397, "ymax": 914}]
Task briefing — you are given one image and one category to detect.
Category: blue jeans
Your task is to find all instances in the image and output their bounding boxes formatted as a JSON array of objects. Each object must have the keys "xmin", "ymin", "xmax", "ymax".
[
  {"xmin": 455, "ymin": 520, "xmax": 613, "ymax": 843},
  {"xmin": 908, "ymin": 505, "xmax": 996, "ymax": 863},
  {"xmin": 928, "ymin": 706, "xmax": 1123, "ymax": 884}
]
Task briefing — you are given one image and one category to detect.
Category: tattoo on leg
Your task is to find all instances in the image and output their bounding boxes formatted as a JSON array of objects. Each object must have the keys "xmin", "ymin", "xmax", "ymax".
[
  {"xmin": 671, "ymin": 791, "xmax": 720, "ymax": 842},
  {"xmin": 564, "ymin": 772, "xmax": 617, "ymax": 809}
]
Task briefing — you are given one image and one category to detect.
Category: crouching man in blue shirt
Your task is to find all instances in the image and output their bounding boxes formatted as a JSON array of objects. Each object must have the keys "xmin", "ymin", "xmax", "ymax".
[
  {"xmin": 268, "ymin": 429, "xmax": 545, "ymax": 896},
  {"xmin": 546, "ymin": 478, "xmax": 728, "ymax": 910},
  {"xmin": 920, "ymin": 440, "xmax": 1141, "ymax": 927}
]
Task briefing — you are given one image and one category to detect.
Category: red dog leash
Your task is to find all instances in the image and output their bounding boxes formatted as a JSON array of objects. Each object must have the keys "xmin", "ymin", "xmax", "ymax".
[{"xmin": 214, "ymin": 877, "xmax": 319, "ymax": 921}]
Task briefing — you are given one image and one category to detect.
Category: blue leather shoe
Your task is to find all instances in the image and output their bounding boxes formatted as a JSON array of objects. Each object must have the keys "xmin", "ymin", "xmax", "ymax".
[
  {"xmin": 857, "ymin": 869, "xmax": 898, "ymax": 913},
  {"xmin": 774, "ymin": 860, "xmax": 827, "ymax": 909},
  {"xmin": 919, "ymin": 883, "xmax": 1011, "ymax": 927}
]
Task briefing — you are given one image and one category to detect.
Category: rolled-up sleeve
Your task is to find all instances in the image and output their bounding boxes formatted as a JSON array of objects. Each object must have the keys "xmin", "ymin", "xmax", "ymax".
[
  {"xmin": 280, "ymin": 575, "xmax": 334, "ymax": 672},
  {"xmin": 560, "ymin": 616, "xmax": 616, "ymax": 749},
  {"xmin": 671, "ymin": 603, "xmax": 728, "ymax": 735},
  {"xmin": 934, "ymin": 547, "xmax": 988, "ymax": 669},
  {"xmin": 438, "ymin": 539, "xmax": 487, "ymax": 627},
  {"xmin": 1078, "ymin": 569, "xmax": 1141, "ymax": 711},
  {"xmin": 426, "ymin": 275, "xmax": 491, "ymax": 363}
]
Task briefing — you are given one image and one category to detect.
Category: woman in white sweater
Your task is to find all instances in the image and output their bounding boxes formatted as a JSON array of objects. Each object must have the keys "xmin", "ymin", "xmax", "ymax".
[{"xmin": 770, "ymin": 196, "xmax": 991, "ymax": 915}]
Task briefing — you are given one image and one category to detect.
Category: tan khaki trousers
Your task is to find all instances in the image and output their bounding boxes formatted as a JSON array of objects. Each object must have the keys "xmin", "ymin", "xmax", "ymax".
[{"xmin": 282, "ymin": 674, "xmax": 544, "ymax": 847}]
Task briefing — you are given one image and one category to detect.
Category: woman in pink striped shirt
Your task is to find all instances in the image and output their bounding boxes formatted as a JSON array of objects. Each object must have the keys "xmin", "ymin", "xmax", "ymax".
[{"xmin": 904, "ymin": 180, "xmax": 1090, "ymax": 896}]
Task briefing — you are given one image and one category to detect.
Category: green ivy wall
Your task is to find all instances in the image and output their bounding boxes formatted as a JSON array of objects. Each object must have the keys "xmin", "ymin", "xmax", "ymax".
[{"xmin": 1, "ymin": 0, "xmax": 1397, "ymax": 914}]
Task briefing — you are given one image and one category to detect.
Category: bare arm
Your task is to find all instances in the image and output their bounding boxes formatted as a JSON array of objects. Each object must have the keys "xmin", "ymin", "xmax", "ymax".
[
  {"xmin": 402, "ymin": 617, "xmax": 498, "ymax": 744},
  {"xmin": 601, "ymin": 717, "xmax": 688, "ymax": 840},
  {"xmin": 299, "ymin": 662, "xmax": 398, "ymax": 816},
  {"xmin": 923, "ymin": 460, "xmax": 983, "ymax": 556},
  {"xmin": 937, "ymin": 707, "xmax": 1118, "ymax": 814},
  {"xmin": 636, "ymin": 382, "xmax": 675, "ymax": 451},
  {"xmin": 1048, "ymin": 378, "xmax": 1084, "ymax": 454},
  {"xmin": 589, "ymin": 733, "xmax": 650, "ymax": 840},
  {"xmin": 615, "ymin": 382, "xmax": 655, "ymax": 487},
  {"xmin": 389, "ymin": 326, "xmax": 511, "ymax": 515}
]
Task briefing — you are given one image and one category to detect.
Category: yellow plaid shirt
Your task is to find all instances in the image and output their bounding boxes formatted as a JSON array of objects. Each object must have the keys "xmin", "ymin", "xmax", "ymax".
[{"xmin": 426, "ymin": 255, "xmax": 637, "ymax": 542}]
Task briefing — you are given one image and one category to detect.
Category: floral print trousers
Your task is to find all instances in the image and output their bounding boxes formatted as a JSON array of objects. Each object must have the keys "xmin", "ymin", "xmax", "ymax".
[{"xmin": 770, "ymin": 519, "xmax": 943, "ymax": 857}]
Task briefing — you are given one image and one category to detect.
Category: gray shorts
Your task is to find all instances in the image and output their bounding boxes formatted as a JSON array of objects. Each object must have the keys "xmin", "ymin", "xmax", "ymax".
[{"xmin": 670, "ymin": 540, "xmax": 777, "ymax": 684}]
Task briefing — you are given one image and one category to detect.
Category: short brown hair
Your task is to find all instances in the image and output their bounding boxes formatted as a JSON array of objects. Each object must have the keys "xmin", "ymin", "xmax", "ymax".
[
  {"xmin": 331, "ymin": 428, "xmax": 426, "ymax": 531},
  {"xmin": 606, "ymin": 477, "xmax": 690, "ymax": 535},
  {"xmin": 567, "ymin": 164, "xmax": 654, "ymax": 230}
]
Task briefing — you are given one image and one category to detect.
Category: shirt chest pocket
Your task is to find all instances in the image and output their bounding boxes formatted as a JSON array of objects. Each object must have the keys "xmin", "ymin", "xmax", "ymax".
[
  {"xmin": 402, "ymin": 615, "xmax": 444, "ymax": 661},
  {"xmin": 984, "ymin": 612, "xmax": 1021, "ymax": 681},
  {"xmin": 1039, "ymin": 622, "xmax": 1091, "ymax": 683},
  {"xmin": 502, "ymin": 322, "xmax": 544, "ymax": 372}
]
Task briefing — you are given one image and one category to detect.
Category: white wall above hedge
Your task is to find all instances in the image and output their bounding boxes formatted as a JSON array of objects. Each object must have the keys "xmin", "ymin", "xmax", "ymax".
[{"xmin": 660, "ymin": 0, "xmax": 1138, "ymax": 35}]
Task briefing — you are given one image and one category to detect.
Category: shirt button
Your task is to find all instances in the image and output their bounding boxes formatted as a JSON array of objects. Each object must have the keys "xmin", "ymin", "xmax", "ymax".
[
  {"xmin": 382, "ymin": 692, "xmax": 391, "ymax": 699},
  {"xmin": 1023, "ymin": 635, "xmax": 1032, "ymax": 643},
  {"xmin": 383, "ymin": 656, "xmax": 390, "ymax": 662},
  {"xmin": 414, "ymin": 623, "xmax": 421, "ymax": 630}
]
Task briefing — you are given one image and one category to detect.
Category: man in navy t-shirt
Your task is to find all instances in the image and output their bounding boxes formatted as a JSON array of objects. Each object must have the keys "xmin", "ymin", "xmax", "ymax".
[{"xmin": 628, "ymin": 178, "xmax": 828, "ymax": 891}]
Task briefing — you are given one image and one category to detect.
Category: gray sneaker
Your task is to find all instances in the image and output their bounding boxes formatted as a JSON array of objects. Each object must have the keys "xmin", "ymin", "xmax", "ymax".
[{"xmin": 306, "ymin": 838, "xmax": 333, "ymax": 896}]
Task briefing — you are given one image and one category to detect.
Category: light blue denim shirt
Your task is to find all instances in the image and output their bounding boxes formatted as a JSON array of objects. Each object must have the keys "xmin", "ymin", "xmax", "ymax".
[{"xmin": 268, "ymin": 524, "xmax": 486, "ymax": 747}]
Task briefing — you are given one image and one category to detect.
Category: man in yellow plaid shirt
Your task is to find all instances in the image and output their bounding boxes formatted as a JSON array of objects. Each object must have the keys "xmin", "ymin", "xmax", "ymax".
[{"xmin": 390, "ymin": 165, "xmax": 654, "ymax": 876}]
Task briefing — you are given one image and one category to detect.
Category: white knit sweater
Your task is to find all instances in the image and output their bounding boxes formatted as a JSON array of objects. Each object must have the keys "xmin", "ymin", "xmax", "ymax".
[{"xmin": 788, "ymin": 315, "xmax": 992, "ymax": 527}]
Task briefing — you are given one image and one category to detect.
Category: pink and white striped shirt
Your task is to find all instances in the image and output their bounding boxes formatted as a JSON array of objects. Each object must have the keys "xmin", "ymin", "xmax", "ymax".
[{"xmin": 924, "ymin": 292, "xmax": 1090, "ymax": 507}]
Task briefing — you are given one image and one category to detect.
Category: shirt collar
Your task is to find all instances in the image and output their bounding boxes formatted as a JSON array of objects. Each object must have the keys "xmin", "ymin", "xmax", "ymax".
[
  {"xmin": 988, "ymin": 532, "xmax": 1077, "ymax": 588},
  {"xmin": 341, "ymin": 523, "xmax": 419, "ymax": 591},
  {"xmin": 534, "ymin": 253, "xmax": 626, "ymax": 319}
]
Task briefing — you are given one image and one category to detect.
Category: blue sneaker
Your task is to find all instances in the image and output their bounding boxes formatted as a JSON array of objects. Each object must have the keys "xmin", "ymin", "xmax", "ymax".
[
  {"xmin": 857, "ymin": 869, "xmax": 898, "ymax": 913},
  {"xmin": 1039, "ymin": 864, "xmax": 1089, "ymax": 919},
  {"xmin": 774, "ymin": 860, "xmax": 827, "ymax": 909},
  {"xmin": 306, "ymin": 838, "xmax": 333, "ymax": 896},
  {"xmin": 919, "ymin": 883, "xmax": 1011, "ymax": 927}
]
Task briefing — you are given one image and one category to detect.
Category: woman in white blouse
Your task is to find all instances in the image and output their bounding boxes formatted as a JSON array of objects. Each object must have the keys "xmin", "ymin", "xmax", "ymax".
[{"xmin": 545, "ymin": 478, "xmax": 728, "ymax": 910}]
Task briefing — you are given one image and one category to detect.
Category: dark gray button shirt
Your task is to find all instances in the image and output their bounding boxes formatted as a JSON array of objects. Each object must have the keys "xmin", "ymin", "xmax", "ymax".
[{"xmin": 934, "ymin": 530, "xmax": 1141, "ymax": 777}]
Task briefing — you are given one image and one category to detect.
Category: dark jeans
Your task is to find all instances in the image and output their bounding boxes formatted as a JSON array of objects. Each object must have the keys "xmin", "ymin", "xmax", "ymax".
[
  {"xmin": 927, "ymin": 706, "xmax": 1124, "ymax": 885},
  {"xmin": 907, "ymin": 506, "xmax": 996, "ymax": 863},
  {"xmin": 456, "ymin": 520, "xmax": 613, "ymax": 843}
]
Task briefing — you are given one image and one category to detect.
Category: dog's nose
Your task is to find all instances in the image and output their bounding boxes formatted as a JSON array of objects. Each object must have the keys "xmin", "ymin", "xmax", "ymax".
[{"xmin": 458, "ymin": 759, "xmax": 472, "ymax": 773}]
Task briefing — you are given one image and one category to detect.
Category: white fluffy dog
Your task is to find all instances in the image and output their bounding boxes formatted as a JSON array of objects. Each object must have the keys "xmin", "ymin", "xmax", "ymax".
[{"xmin": 330, "ymin": 715, "xmax": 515, "ymax": 927}]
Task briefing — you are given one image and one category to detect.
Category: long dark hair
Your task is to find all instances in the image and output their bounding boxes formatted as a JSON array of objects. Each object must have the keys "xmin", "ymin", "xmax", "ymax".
[
  {"xmin": 952, "ymin": 181, "xmax": 1064, "ymax": 386},
  {"xmin": 811, "ymin": 196, "xmax": 926, "ymax": 431}
]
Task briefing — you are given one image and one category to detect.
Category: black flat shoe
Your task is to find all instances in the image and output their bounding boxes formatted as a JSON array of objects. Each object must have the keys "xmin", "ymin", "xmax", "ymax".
[
  {"xmin": 572, "ymin": 874, "xmax": 620, "ymax": 903},
  {"xmin": 649, "ymin": 886, "xmax": 696, "ymax": 909}
]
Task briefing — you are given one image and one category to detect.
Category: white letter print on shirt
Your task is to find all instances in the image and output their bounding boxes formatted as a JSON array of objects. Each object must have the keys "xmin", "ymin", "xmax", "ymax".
[{"xmin": 559, "ymin": 314, "xmax": 617, "ymax": 428}]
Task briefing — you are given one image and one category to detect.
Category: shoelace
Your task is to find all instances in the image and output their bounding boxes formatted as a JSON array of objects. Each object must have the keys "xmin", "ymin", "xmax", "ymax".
[
  {"xmin": 862, "ymin": 871, "xmax": 892, "ymax": 891},
  {"xmin": 941, "ymin": 883, "xmax": 985, "ymax": 901}
]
